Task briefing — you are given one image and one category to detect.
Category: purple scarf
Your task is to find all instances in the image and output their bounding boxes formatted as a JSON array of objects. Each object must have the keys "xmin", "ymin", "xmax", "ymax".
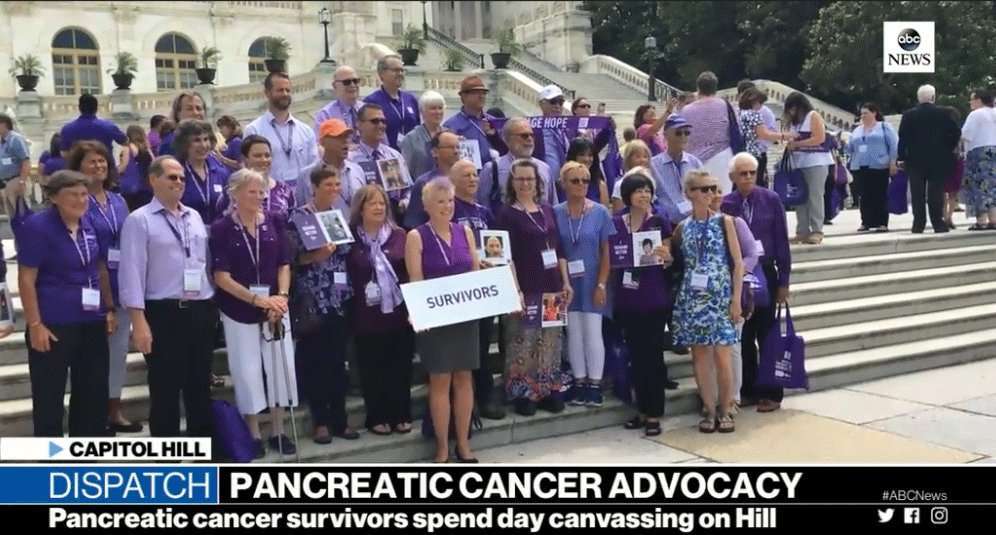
[{"xmin": 359, "ymin": 224, "xmax": 404, "ymax": 313}]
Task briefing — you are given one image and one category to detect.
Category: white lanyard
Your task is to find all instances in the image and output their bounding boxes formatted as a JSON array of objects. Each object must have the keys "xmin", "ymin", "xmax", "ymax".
[
  {"xmin": 272, "ymin": 119, "xmax": 295, "ymax": 158},
  {"xmin": 389, "ymin": 97, "xmax": 406, "ymax": 125},
  {"xmin": 185, "ymin": 162, "xmax": 211, "ymax": 206},
  {"xmin": 462, "ymin": 111, "xmax": 487, "ymax": 138},
  {"xmin": 428, "ymin": 223, "xmax": 452, "ymax": 267},
  {"xmin": 517, "ymin": 203, "xmax": 548, "ymax": 234},
  {"xmin": 89, "ymin": 194, "xmax": 119, "ymax": 243},
  {"xmin": 567, "ymin": 202, "xmax": 589, "ymax": 245},
  {"xmin": 69, "ymin": 227, "xmax": 94, "ymax": 288},
  {"xmin": 236, "ymin": 215, "xmax": 262, "ymax": 284}
]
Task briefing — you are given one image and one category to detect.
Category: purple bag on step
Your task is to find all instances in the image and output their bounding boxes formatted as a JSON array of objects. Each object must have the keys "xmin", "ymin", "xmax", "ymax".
[
  {"xmin": 603, "ymin": 324, "xmax": 633, "ymax": 405},
  {"xmin": 211, "ymin": 399, "xmax": 256, "ymax": 463},
  {"xmin": 888, "ymin": 171, "xmax": 909, "ymax": 215},
  {"xmin": 757, "ymin": 304, "xmax": 809, "ymax": 390}
]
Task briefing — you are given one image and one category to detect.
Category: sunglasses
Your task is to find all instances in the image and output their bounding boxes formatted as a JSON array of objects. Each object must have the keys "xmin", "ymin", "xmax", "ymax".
[
  {"xmin": 548, "ymin": 99, "xmax": 565, "ymax": 106},
  {"xmin": 162, "ymin": 173, "xmax": 184, "ymax": 182},
  {"xmin": 366, "ymin": 118, "xmax": 387, "ymax": 125},
  {"xmin": 336, "ymin": 78, "xmax": 361, "ymax": 86},
  {"xmin": 568, "ymin": 178, "xmax": 591, "ymax": 185},
  {"xmin": 575, "ymin": 103, "xmax": 591, "ymax": 109},
  {"xmin": 692, "ymin": 185, "xmax": 719, "ymax": 193}
]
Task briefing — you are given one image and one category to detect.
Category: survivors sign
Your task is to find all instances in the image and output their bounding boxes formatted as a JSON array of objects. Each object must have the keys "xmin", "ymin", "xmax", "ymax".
[{"xmin": 400, "ymin": 266, "xmax": 522, "ymax": 331}]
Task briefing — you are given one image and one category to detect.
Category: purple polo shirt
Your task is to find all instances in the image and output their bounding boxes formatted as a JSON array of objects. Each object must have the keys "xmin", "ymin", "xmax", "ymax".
[
  {"xmin": 210, "ymin": 212, "xmax": 291, "ymax": 324},
  {"xmin": 222, "ymin": 135, "xmax": 243, "ymax": 167},
  {"xmin": 611, "ymin": 214, "xmax": 673, "ymax": 313},
  {"xmin": 59, "ymin": 113, "xmax": 127, "ymax": 160},
  {"xmin": 84, "ymin": 191, "xmax": 129, "ymax": 306},
  {"xmin": 345, "ymin": 225, "xmax": 410, "ymax": 336},
  {"xmin": 495, "ymin": 204, "xmax": 564, "ymax": 295},
  {"xmin": 180, "ymin": 155, "xmax": 232, "ymax": 224},
  {"xmin": 453, "ymin": 196, "xmax": 494, "ymax": 247},
  {"xmin": 720, "ymin": 187, "xmax": 792, "ymax": 288},
  {"xmin": 363, "ymin": 87, "xmax": 421, "ymax": 150},
  {"xmin": 42, "ymin": 156, "xmax": 66, "ymax": 176},
  {"xmin": 18, "ymin": 207, "xmax": 108, "ymax": 325},
  {"xmin": 442, "ymin": 108, "xmax": 505, "ymax": 166}
]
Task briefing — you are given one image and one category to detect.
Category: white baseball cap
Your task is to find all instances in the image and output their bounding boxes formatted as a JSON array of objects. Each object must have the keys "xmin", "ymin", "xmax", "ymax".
[{"xmin": 538, "ymin": 84, "xmax": 564, "ymax": 101}]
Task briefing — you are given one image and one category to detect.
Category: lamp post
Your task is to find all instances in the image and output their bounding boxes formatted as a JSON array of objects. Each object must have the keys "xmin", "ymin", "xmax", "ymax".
[
  {"xmin": 421, "ymin": 1, "xmax": 429, "ymax": 39},
  {"xmin": 319, "ymin": 7, "xmax": 334, "ymax": 64},
  {"xmin": 644, "ymin": 35, "xmax": 657, "ymax": 102}
]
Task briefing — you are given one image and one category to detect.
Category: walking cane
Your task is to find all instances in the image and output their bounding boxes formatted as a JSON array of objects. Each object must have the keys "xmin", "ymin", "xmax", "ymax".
[{"xmin": 268, "ymin": 317, "xmax": 301, "ymax": 463}]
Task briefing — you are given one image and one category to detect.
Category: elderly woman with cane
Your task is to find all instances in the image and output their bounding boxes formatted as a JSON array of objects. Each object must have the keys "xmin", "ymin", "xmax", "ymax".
[{"xmin": 210, "ymin": 168, "xmax": 297, "ymax": 458}]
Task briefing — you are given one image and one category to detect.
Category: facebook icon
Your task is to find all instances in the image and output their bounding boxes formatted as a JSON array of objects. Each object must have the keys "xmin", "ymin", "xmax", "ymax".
[{"xmin": 904, "ymin": 508, "xmax": 921, "ymax": 524}]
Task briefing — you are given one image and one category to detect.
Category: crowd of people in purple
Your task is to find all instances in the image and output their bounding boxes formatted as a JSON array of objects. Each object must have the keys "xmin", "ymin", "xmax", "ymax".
[{"xmin": 1, "ymin": 53, "xmax": 993, "ymax": 463}]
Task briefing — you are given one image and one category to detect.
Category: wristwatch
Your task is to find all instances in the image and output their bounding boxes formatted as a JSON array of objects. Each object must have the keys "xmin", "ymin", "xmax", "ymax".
[
  {"xmin": 278, "ymin": 291, "xmax": 290, "ymax": 297},
  {"xmin": 597, "ymin": 283, "xmax": 607, "ymax": 290}
]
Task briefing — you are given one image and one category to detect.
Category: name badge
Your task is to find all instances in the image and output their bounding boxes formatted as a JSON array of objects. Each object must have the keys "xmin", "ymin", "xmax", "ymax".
[
  {"xmin": 567, "ymin": 259, "xmax": 586, "ymax": 278},
  {"xmin": 249, "ymin": 285, "xmax": 271, "ymax": 298},
  {"xmin": 622, "ymin": 270, "xmax": 639, "ymax": 290},
  {"xmin": 858, "ymin": 144, "xmax": 868, "ymax": 153},
  {"xmin": 183, "ymin": 269, "xmax": 202, "ymax": 297},
  {"xmin": 213, "ymin": 184, "xmax": 223, "ymax": 193},
  {"xmin": 365, "ymin": 281, "xmax": 382, "ymax": 306},
  {"xmin": 81, "ymin": 287, "xmax": 101, "ymax": 311},
  {"xmin": 0, "ymin": 157, "xmax": 12, "ymax": 166},
  {"xmin": 107, "ymin": 248, "xmax": 121, "ymax": 269},
  {"xmin": 690, "ymin": 271, "xmax": 709, "ymax": 291},
  {"xmin": 541, "ymin": 249, "xmax": 558, "ymax": 270},
  {"xmin": 334, "ymin": 272, "xmax": 348, "ymax": 287},
  {"xmin": 677, "ymin": 200, "xmax": 692, "ymax": 214}
]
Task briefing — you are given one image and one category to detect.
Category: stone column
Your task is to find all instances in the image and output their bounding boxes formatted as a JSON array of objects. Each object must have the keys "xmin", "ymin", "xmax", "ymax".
[
  {"xmin": 315, "ymin": 61, "xmax": 337, "ymax": 100},
  {"xmin": 15, "ymin": 90, "xmax": 42, "ymax": 120},
  {"xmin": 109, "ymin": 89, "xmax": 137, "ymax": 122},
  {"xmin": 195, "ymin": 84, "xmax": 216, "ymax": 120}
]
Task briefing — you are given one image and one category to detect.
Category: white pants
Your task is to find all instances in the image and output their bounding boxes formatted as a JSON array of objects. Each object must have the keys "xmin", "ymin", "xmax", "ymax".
[
  {"xmin": 108, "ymin": 305, "xmax": 132, "ymax": 398},
  {"xmin": 221, "ymin": 313, "xmax": 298, "ymax": 415},
  {"xmin": 704, "ymin": 319, "xmax": 744, "ymax": 407},
  {"xmin": 567, "ymin": 312, "xmax": 605, "ymax": 381},
  {"xmin": 702, "ymin": 147, "xmax": 734, "ymax": 195}
]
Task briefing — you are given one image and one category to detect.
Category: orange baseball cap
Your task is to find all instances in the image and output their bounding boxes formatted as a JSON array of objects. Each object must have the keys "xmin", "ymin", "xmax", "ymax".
[{"xmin": 319, "ymin": 118, "xmax": 352, "ymax": 139}]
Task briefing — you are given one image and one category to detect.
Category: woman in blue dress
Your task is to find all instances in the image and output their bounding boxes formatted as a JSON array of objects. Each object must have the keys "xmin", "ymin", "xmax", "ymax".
[{"xmin": 671, "ymin": 170, "xmax": 743, "ymax": 434}]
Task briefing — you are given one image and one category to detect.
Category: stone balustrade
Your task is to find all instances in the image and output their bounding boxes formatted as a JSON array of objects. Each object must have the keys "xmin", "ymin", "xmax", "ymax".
[
  {"xmin": 720, "ymin": 80, "xmax": 857, "ymax": 132},
  {"xmin": 580, "ymin": 55, "xmax": 682, "ymax": 101}
]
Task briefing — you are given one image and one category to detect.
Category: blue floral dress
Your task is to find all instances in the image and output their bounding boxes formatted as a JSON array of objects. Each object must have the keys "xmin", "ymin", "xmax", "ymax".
[{"xmin": 673, "ymin": 214, "xmax": 739, "ymax": 346}]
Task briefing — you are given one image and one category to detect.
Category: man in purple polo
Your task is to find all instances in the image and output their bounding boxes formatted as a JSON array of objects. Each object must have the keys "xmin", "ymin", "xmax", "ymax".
[
  {"xmin": 312, "ymin": 65, "xmax": 363, "ymax": 144},
  {"xmin": 363, "ymin": 54, "xmax": 420, "ymax": 150},
  {"xmin": 721, "ymin": 152, "xmax": 791, "ymax": 413},
  {"xmin": 402, "ymin": 130, "xmax": 463, "ymax": 229},
  {"xmin": 59, "ymin": 94, "xmax": 127, "ymax": 166},
  {"xmin": 442, "ymin": 75, "xmax": 506, "ymax": 169}
]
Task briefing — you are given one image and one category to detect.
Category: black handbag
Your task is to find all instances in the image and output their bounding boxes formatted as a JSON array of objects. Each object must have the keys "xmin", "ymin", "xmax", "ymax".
[{"xmin": 289, "ymin": 276, "xmax": 322, "ymax": 339}]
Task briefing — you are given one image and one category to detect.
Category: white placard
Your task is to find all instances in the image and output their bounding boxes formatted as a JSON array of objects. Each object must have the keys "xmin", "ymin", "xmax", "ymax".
[
  {"xmin": 400, "ymin": 265, "xmax": 522, "ymax": 331},
  {"xmin": 0, "ymin": 283, "xmax": 12, "ymax": 327},
  {"xmin": 480, "ymin": 229, "xmax": 511, "ymax": 265},
  {"xmin": 458, "ymin": 139, "xmax": 483, "ymax": 170}
]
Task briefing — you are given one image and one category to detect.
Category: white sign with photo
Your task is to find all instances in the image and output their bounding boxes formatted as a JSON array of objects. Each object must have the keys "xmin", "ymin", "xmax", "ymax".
[
  {"xmin": 479, "ymin": 229, "xmax": 511, "ymax": 266},
  {"xmin": 401, "ymin": 266, "xmax": 522, "ymax": 331},
  {"xmin": 315, "ymin": 209, "xmax": 355, "ymax": 245},
  {"xmin": 633, "ymin": 230, "xmax": 664, "ymax": 267},
  {"xmin": 458, "ymin": 139, "xmax": 483, "ymax": 170}
]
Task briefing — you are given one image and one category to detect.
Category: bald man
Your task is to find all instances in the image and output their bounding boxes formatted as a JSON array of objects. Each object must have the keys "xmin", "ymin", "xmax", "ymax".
[{"xmin": 313, "ymin": 65, "xmax": 363, "ymax": 143}]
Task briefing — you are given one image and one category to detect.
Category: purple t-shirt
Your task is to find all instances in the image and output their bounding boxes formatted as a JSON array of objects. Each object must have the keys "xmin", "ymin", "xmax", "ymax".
[
  {"xmin": 453, "ymin": 197, "xmax": 494, "ymax": 247},
  {"xmin": 210, "ymin": 212, "xmax": 291, "ymax": 323},
  {"xmin": 18, "ymin": 207, "xmax": 108, "ymax": 325},
  {"xmin": 417, "ymin": 222, "xmax": 473, "ymax": 280},
  {"xmin": 495, "ymin": 204, "xmax": 564, "ymax": 295},
  {"xmin": 84, "ymin": 191, "xmax": 129, "ymax": 306},
  {"xmin": 612, "ymin": 213, "xmax": 673, "ymax": 313},
  {"xmin": 222, "ymin": 135, "xmax": 243, "ymax": 167},
  {"xmin": 180, "ymin": 155, "xmax": 232, "ymax": 224}
]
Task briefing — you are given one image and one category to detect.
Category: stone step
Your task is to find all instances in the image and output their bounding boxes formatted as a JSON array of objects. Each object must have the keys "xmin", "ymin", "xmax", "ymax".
[
  {"xmin": 789, "ymin": 231, "xmax": 996, "ymax": 263},
  {"xmin": 791, "ymin": 244, "xmax": 996, "ymax": 284},
  {"xmin": 790, "ymin": 262, "xmax": 996, "ymax": 306},
  {"xmin": 790, "ymin": 281, "xmax": 996, "ymax": 332}
]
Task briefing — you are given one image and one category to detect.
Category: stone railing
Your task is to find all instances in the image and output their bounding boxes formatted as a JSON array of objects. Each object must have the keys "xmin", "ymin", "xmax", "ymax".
[
  {"xmin": 421, "ymin": 71, "xmax": 478, "ymax": 97},
  {"xmin": 426, "ymin": 26, "xmax": 486, "ymax": 70},
  {"xmin": 497, "ymin": 70, "xmax": 544, "ymax": 113},
  {"xmin": 717, "ymin": 80, "xmax": 857, "ymax": 131},
  {"xmin": 224, "ymin": 1, "xmax": 302, "ymax": 10},
  {"xmin": 580, "ymin": 54, "xmax": 682, "ymax": 102}
]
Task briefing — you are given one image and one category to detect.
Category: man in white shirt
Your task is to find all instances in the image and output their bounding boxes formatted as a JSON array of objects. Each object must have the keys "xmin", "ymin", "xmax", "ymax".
[{"xmin": 244, "ymin": 72, "xmax": 319, "ymax": 188}]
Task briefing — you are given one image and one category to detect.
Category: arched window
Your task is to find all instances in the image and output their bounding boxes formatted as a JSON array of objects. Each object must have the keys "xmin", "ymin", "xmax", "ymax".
[
  {"xmin": 248, "ymin": 37, "xmax": 276, "ymax": 83},
  {"xmin": 155, "ymin": 33, "xmax": 198, "ymax": 91},
  {"xmin": 51, "ymin": 28, "xmax": 101, "ymax": 96}
]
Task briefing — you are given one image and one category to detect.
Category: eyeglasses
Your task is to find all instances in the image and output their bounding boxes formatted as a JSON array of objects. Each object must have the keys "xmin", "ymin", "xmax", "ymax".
[
  {"xmin": 336, "ymin": 78, "xmax": 361, "ymax": 86},
  {"xmin": 738, "ymin": 170, "xmax": 758, "ymax": 177},
  {"xmin": 568, "ymin": 178, "xmax": 591, "ymax": 185},
  {"xmin": 366, "ymin": 118, "xmax": 387, "ymax": 125},
  {"xmin": 548, "ymin": 99, "xmax": 565, "ymax": 106},
  {"xmin": 513, "ymin": 176, "xmax": 536, "ymax": 182},
  {"xmin": 386, "ymin": 67, "xmax": 405, "ymax": 74},
  {"xmin": 692, "ymin": 185, "xmax": 719, "ymax": 193},
  {"xmin": 512, "ymin": 132, "xmax": 534, "ymax": 140},
  {"xmin": 162, "ymin": 173, "xmax": 184, "ymax": 182},
  {"xmin": 575, "ymin": 103, "xmax": 591, "ymax": 109}
]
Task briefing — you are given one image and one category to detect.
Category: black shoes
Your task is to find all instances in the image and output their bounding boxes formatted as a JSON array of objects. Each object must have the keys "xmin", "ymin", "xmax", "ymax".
[
  {"xmin": 479, "ymin": 400, "xmax": 507, "ymax": 420},
  {"xmin": 514, "ymin": 398, "xmax": 537, "ymax": 416},
  {"xmin": 268, "ymin": 435, "xmax": 297, "ymax": 455},
  {"xmin": 538, "ymin": 396, "xmax": 565, "ymax": 414}
]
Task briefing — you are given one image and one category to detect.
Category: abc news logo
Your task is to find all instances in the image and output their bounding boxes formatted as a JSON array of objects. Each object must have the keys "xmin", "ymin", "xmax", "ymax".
[{"xmin": 883, "ymin": 22, "xmax": 934, "ymax": 73}]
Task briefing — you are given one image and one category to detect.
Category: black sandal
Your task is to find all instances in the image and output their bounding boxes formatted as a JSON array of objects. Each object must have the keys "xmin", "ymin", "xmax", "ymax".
[
  {"xmin": 968, "ymin": 223, "xmax": 987, "ymax": 231},
  {"xmin": 624, "ymin": 416, "xmax": 645, "ymax": 430},
  {"xmin": 645, "ymin": 420, "xmax": 662, "ymax": 437}
]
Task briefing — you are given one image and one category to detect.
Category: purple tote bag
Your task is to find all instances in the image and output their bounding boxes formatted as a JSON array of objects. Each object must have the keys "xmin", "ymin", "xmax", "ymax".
[
  {"xmin": 757, "ymin": 304, "xmax": 809, "ymax": 390},
  {"xmin": 211, "ymin": 399, "xmax": 256, "ymax": 462},
  {"xmin": 888, "ymin": 171, "xmax": 909, "ymax": 215}
]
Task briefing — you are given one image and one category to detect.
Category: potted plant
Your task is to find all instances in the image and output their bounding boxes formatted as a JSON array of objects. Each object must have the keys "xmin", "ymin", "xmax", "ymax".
[
  {"xmin": 196, "ymin": 46, "xmax": 221, "ymax": 85},
  {"xmin": 9, "ymin": 54, "xmax": 44, "ymax": 92},
  {"xmin": 397, "ymin": 25, "xmax": 424, "ymax": 66},
  {"xmin": 264, "ymin": 37, "xmax": 291, "ymax": 73},
  {"xmin": 443, "ymin": 48, "xmax": 464, "ymax": 72},
  {"xmin": 107, "ymin": 51, "xmax": 138, "ymax": 90},
  {"xmin": 491, "ymin": 28, "xmax": 522, "ymax": 69}
]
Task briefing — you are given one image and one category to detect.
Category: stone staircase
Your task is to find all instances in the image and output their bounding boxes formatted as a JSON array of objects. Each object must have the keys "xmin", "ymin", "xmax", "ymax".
[{"xmin": 1, "ymin": 229, "xmax": 994, "ymax": 462}]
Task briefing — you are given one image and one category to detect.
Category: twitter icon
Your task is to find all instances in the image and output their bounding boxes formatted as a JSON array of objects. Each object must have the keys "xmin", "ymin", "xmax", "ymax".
[{"xmin": 878, "ymin": 509, "xmax": 895, "ymax": 523}]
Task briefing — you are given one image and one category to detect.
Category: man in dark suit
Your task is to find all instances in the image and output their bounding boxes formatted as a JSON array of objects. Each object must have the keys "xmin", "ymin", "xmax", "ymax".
[{"xmin": 897, "ymin": 84, "xmax": 961, "ymax": 233}]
